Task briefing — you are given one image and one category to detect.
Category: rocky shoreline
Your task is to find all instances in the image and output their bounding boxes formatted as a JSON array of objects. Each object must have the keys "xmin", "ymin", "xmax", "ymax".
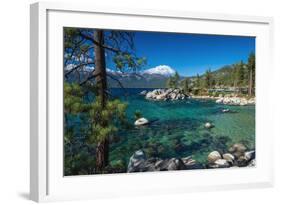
[
  {"xmin": 127, "ymin": 143, "xmax": 255, "ymax": 173},
  {"xmin": 215, "ymin": 96, "xmax": 255, "ymax": 106},
  {"xmin": 140, "ymin": 89, "xmax": 255, "ymax": 106},
  {"xmin": 142, "ymin": 88, "xmax": 189, "ymax": 101}
]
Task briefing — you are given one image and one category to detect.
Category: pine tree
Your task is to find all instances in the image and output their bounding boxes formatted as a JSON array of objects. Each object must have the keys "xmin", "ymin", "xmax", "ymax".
[
  {"xmin": 64, "ymin": 82, "xmax": 128, "ymax": 174},
  {"xmin": 64, "ymin": 28, "xmax": 145, "ymax": 173},
  {"xmin": 182, "ymin": 77, "xmax": 190, "ymax": 94},
  {"xmin": 195, "ymin": 73, "xmax": 201, "ymax": 88},
  {"xmin": 166, "ymin": 71, "xmax": 180, "ymax": 89},
  {"xmin": 205, "ymin": 69, "xmax": 213, "ymax": 89},
  {"xmin": 237, "ymin": 61, "xmax": 245, "ymax": 87},
  {"xmin": 247, "ymin": 52, "xmax": 255, "ymax": 96}
]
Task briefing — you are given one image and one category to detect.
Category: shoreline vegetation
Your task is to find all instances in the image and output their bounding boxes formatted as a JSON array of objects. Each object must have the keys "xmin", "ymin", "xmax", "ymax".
[
  {"xmin": 141, "ymin": 88, "xmax": 255, "ymax": 106},
  {"xmin": 141, "ymin": 52, "xmax": 255, "ymax": 105}
]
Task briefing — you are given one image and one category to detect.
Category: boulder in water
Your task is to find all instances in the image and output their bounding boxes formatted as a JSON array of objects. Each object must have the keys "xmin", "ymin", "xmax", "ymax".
[
  {"xmin": 205, "ymin": 122, "xmax": 214, "ymax": 129},
  {"xmin": 140, "ymin": 90, "xmax": 147, "ymax": 95},
  {"xmin": 127, "ymin": 150, "xmax": 147, "ymax": 172},
  {"xmin": 165, "ymin": 158, "xmax": 186, "ymax": 170},
  {"xmin": 212, "ymin": 159, "xmax": 230, "ymax": 168},
  {"xmin": 244, "ymin": 150, "xmax": 255, "ymax": 161},
  {"xmin": 223, "ymin": 153, "xmax": 235, "ymax": 164},
  {"xmin": 222, "ymin": 108, "xmax": 230, "ymax": 113},
  {"xmin": 208, "ymin": 151, "xmax": 221, "ymax": 163},
  {"xmin": 229, "ymin": 143, "xmax": 247, "ymax": 159},
  {"xmin": 134, "ymin": 117, "xmax": 149, "ymax": 126}
]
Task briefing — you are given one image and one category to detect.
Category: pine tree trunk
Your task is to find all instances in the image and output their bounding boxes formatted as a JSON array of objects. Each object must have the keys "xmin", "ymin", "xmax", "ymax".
[
  {"xmin": 248, "ymin": 68, "xmax": 253, "ymax": 96},
  {"xmin": 93, "ymin": 29, "xmax": 109, "ymax": 172},
  {"xmin": 96, "ymin": 139, "xmax": 109, "ymax": 172},
  {"xmin": 94, "ymin": 30, "xmax": 107, "ymax": 107}
]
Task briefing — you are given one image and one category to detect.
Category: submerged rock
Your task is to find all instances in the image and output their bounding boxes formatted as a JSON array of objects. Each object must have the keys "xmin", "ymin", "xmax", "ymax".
[
  {"xmin": 222, "ymin": 109, "xmax": 230, "ymax": 113},
  {"xmin": 134, "ymin": 117, "xmax": 149, "ymax": 126},
  {"xmin": 139, "ymin": 90, "xmax": 147, "ymax": 95},
  {"xmin": 205, "ymin": 122, "xmax": 214, "ymax": 129}
]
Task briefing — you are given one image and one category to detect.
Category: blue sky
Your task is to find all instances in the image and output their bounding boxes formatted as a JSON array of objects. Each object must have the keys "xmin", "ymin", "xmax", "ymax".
[{"xmin": 108, "ymin": 31, "xmax": 255, "ymax": 77}]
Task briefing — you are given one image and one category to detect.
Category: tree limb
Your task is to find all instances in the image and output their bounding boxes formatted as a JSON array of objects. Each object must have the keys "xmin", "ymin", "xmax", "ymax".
[
  {"xmin": 79, "ymin": 70, "xmax": 101, "ymax": 86},
  {"xmin": 106, "ymin": 73, "xmax": 129, "ymax": 96},
  {"xmin": 64, "ymin": 62, "xmax": 95, "ymax": 77},
  {"xmin": 79, "ymin": 31, "xmax": 123, "ymax": 54}
]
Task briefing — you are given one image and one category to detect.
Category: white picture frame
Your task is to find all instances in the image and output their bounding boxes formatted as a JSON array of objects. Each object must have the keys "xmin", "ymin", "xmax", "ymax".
[{"xmin": 30, "ymin": 1, "xmax": 274, "ymax": 202}]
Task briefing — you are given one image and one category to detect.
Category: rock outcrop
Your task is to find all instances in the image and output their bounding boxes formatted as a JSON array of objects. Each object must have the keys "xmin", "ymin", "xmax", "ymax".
[
  {"xmin": 134, "ymin": 118, "xmax": 149, "ymax": 126},
  {"xmin": 216, "ymin": 97, "xmax": 255, "ymax": 106},
  {"xmin": 207, "ymin": 144, "xmax": 255, "ymax": 168},
  {"xmin": 127, "ymin": 150, "xmax": 203, "ymax": 173},
  {"xmin": 139, "ymin": 90, "xmax": 147, "ymax": 95},
  {"xmin": 207, "ymin": 151, "xmax": 222, "ymax": 163},
  {"xmin": 145, "ymin": 89, "xmax": 188, "ymax": 101},
  {"xmin": 127, "ymin": 144, "xmax": 255, "ymax": 173}
]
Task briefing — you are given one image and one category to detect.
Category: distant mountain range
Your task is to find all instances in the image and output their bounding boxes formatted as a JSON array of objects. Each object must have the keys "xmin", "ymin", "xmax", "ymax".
[
  {"xmin": 107, "ymin": 65, "xmax": 178, "ymax": 88},
  {"xmin": 65, "ymin": 64, "xmax": 234, "ymax": 88}
]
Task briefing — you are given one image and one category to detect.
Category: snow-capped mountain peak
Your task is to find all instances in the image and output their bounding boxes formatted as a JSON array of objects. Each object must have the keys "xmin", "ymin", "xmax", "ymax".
[{"xmin": 142, "ymin": 65, "xmax": 176, "ymax": 77}]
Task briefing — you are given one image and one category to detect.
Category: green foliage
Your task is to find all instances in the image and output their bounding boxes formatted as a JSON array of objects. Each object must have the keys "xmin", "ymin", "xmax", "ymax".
[
  {"xmin": 110, "ymin": 159, "xmax": 126, "ymax": 170},
  {"xmin": 88, "ymin": 97, "xmax": 128, "ymax": 144},
  {"xmin": 204, "ymin": 69, "xmax": 213, "ymax": 89},
  {"xmin": 188, "ymin": 53, "xmax": 255, "ymax": 96},
  {"xmin": 64, "ymin": 82, "xmax": 128, "ymax": 175},
  {"xmin": 233, "ymin": 61, "xmax": 245, "ymax": 87},
  {"xmin": 64, "ymin": 83, "xmax": 86, "ymax": 113},
  {"xmin": 195, "ymin": 74, "xmax": 201, "ymax": 88},
  {"xmin": 248, "ymin": 53, "xmax": 255, "ymax": 73},
  {"xmin": 166, "ymin": 71, "xmax": 180, "ymax": 89},
  {"xmin": 113, "ymin": 53, "xmax": 146, "ymax": 72},
  {"xmin": 247, "ymin": 52, "xmax": 255, "ymax": 95},
  {"xmin": 182, "ymin": 77, "xmax": 190, "ymax": 94},
  {"xmin": 64, "ymin": 28, "xmax": 147, "ymax": 174},
  {"xmin": 64, "ymin": 147, "xmax": 96, "ymax": 175}
]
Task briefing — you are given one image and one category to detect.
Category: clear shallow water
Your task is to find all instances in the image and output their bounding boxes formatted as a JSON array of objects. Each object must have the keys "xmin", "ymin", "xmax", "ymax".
[{"xmin": 109, "ymin": 88, "xmax": 255, "ymax": 165}]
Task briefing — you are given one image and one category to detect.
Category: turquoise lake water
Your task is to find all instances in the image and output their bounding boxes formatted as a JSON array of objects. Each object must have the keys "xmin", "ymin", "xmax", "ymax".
[{"xmin": 109, "ymin": 88, "xmax": 255, "ymax": 165}]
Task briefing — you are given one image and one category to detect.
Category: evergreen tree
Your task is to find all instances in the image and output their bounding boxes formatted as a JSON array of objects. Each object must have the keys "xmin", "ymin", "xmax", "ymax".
[
  {"xmin": 182, "ymin": 77, "xmax": 190, "ymax": 94},
  {"xmin": 174, "ymin": 71, "xmax": 180, "ymax": 84},
  {"xmin": 247, "ymin": 52, "xmax": 255, "ymax": 96},
  {"xmin": 195, "ymin": 73, "xmax": 201, "ymax": 88},
  {"xmin": 64, "ymin": 28, "xmax": 145, "ymax": 172},
  {"xmin": 166, "ymin": 71, "xmax": 180, "ymax": 89},
  {"xmin": 205, "ymin": 69, "xmax": 213, "ymax": 89},
  {"xmin": 237, "ymin": 61, "xmax": 245, "ymax": 87}
]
